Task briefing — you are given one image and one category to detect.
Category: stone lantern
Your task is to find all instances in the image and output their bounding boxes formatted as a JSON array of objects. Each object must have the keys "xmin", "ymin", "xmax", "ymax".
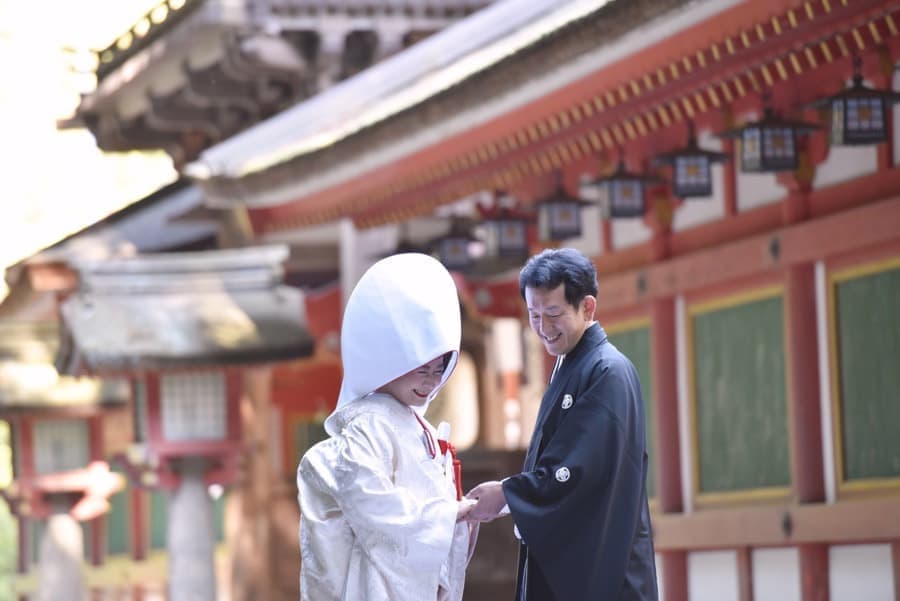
[
  {"xmin": 55, "ymin": 245, "xmax": 314, "ymax": 601},
  {"xmin": 0, "ymin": 322, "xmax": 128, "ymax": 601}
]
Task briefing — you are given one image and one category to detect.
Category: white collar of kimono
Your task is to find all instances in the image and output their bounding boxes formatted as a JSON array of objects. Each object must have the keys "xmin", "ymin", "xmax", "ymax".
[{"xmin": 329, "ymin": 253, "xmax": 461, "ymax": 431}]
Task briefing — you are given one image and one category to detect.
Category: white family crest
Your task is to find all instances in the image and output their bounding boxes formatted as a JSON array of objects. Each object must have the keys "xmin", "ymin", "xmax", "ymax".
[
  {"xmin": 555, "ymin": 466, "xmax": 571, "ymax": 482},
  {"xmin": 561, "ymin": 394, "xmax": 574, "ymax": 410}
]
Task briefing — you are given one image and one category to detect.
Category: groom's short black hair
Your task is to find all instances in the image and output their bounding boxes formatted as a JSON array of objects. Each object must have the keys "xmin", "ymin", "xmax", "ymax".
[{"xmin": 519, "ymin": 248, "xmax": 598, "ymax": 308}]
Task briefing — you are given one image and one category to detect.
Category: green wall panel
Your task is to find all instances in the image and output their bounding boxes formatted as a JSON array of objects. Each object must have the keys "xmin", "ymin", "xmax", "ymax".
[
  {"xmin": 835, "ymin": 264, "xmax": 900, "ymax": 481},
  {"xmin": 150, "ymin": 490, "xmax": 168, "ymax": 550},
  {"xmin": 693, "ymin": 294, "xmax": 790, "ymax": 494},
  {"xmin": 609, "ymin": 326, "xmax": 655, "ymax": 498},
  {"xmin": 105, "ymin": 469, "xmax": 130, "ymax": 556}
]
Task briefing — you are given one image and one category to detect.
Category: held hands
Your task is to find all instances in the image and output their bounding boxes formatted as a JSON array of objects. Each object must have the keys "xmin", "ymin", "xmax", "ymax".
[
  {"xmin": 456, "ymin": 498, "xmax": 477, "ymax": 522},
  {"xmin": 463, "ymin": 480, "xmax": 508, "ymax": 523}
]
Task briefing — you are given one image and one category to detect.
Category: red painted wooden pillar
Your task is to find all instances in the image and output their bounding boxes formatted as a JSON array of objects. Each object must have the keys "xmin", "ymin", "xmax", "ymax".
[
  {"xmin": 892, "ymin": 541, "xmax": 900, "ymax": 601},
  {"xmin": 130, "ymin": 489, "xmax": 147, "ymax": 562},
  {"xmin": 722, "ymin": 137, "xmax": 738, "ymax": 218},
  {"xmin": 17, "ymin": 516, "xmax": 29, "ymax": 574},
  {"xmin": 88, "ymin": 517, "xmax": 105, "ymax": 567},
  {"xmin": 781, "ymin": 150, "xmax": 828, "ymax": 600},
  {"xmin": 647, "ymin": 186, "xmax": 686, "ymax": 601},
  {"xmin": 737, "ymin": 547, "xmax": 754, "ymax": 601},
  {"xmin": 651, "ymin": 297, "xmax": 682, "ymax": 510},
  {"xmin": 601, "ymin": 219, "xmax": 613, "ymax": 254},
  {"xmin": 87, "ymin": 415, "xmax": 105, "ymax": 567},
  {"xmin": 799, "ymin": 543, "xmax": 829, "ymax": 601},
  {"xmin": 873, "ymin": 51, "xmax": 895, "ymax": 171},
  {"xmin": 787, "ymin": 265, "xmax": 830, "ymax": 601},
  {"xmin": 17, "ymin": 418, "xmax": 35, "ymax": 574},
  {"xmin": 785, "ymin": 263, "xmax": 825, "ymax": 504},
  {"xmin": 651, "ymin": 297, "xmax": 686, "ymax": 601}
]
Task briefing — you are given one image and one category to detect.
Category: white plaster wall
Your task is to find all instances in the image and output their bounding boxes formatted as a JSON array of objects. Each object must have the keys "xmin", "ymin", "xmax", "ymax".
[
  {"xmin": 356, "ymin": 222, "xmax": 399, "ymax": 264},
  {"xmin": 687, "ymin": 550, "xmax": 739, "ymax": 601},
  {"xmin": 611, "ymin": 215, "xmax": 652, "ymax": 249},
  {"xmin": 752, "ymin": 548, "xmax": 801, "ymax": 601},
  {"xmin": 562, "ymin": 204, "xmax": 602, "ymax": 257},
  {"xmin": 830, "ymin": 544, "xmax": 895, "ymax": 601},
  {"xmin": 813, "ymin": 144, "xmax": 878, "ymax": 189},
  {"xmin": 672, "ymin": 130, "xmax": 727, "ymax": 231},
  {"xmin": 492, "ymin": 318, "xmax": 523, "ymax": 372},
  {"xmin": 736, "ymin": 171, "xmax": 784, "ymax": 211},
  {"xmin": 893, "ymin": 63, "xmax": 900, "ymax": 167}
]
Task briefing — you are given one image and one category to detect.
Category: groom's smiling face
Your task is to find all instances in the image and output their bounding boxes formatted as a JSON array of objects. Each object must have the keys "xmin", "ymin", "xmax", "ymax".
[{"xmin": 525, "ymin": 284, "xmax": 595, "ymax": 356}]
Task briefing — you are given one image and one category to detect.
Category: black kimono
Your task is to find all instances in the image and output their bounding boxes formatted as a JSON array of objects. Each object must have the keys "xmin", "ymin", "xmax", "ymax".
[{"xmin": 503, "ymin": 323, "xmax": 658, "ymax": 601}]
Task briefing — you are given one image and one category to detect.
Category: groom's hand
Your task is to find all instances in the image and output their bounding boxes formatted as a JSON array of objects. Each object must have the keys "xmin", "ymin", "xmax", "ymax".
[{"xmin": 465, "ymin": 480, "xmax": 507, "ymax": 522}]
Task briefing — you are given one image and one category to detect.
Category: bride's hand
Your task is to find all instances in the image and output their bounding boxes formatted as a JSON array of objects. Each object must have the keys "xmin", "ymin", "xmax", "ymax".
[{"xmin": 456, "ymin": 498, "xmax": 477, "ymax": 522}]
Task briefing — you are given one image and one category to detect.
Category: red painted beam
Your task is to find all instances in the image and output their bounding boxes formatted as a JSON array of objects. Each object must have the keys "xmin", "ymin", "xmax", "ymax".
[
  {"xmin": 596, "ymin": 189, "xmax": 900, "ymax": 313},
  {"xmin": 653, "ymin": 497, "xmax": 900, "ymax": 550}
]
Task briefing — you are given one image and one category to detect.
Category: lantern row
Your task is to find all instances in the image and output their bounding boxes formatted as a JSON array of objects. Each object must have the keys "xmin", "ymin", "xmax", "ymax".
[{"xmin": 425, "ymin": 61, "xmax": 900, "ymax": 270}]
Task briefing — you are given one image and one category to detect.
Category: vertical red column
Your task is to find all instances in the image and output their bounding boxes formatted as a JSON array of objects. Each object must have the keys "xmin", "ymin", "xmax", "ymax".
[
  {"xmin": 650, "ymin": 297, "xmax": 686, "ymax": 601},
  {"xmin": 12, "ymin": 417, "xmax": 33, "ymax": 573},
  {"xmin": 786, "ymin": 262, "xmax": 828, "ymax": 601},
  {"xmin": 799, "ymin": 543, "xmax": 829, "ymax": 601},
  {"xmin": 722, "ymin": 137, "xmax": 738, "ymax": 218},
  {"xmin": 17, "ymin": 515, "xmax": 29, "ymax": 573},
  {"xmin": 892, "ymin": 542, "xmax": 900, "ymax": 601},
  {"xmin": 130, "ymin": 488, "xmax": 147, "ymax": 562},
  {"xmin": 785, "ymin": 264, "xmax": 825, "ymax": 504},
  {"xmin": 650, "ymin": 298, "xmax": 682, "ymax": 509},
  {"xmin": 784, "ymin": 263, "xmax": 829, "ymax": 601},
  {"xmin": 779, "ymin": 139, "xmax": 829, "ymax": 601},
  {"xmin": 873, "ymin": 53, "xmax": 895, "ymax": 171},
  {"xmin": 87, "ymin": 414, "xmax": 105, "ymax": 567},
  {"xmin": 737, "ymin": 547, "xmax": 754, "ymax": 601}
]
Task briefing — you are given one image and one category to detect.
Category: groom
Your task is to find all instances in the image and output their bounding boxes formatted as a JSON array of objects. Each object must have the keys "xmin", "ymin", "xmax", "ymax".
[{"xmin": 466, "ymin": 248, "xmax": 658, "ymax": 601}]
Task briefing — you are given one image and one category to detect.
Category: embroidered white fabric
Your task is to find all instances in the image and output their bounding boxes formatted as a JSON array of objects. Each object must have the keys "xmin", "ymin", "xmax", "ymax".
[{"xmin": 299, "ymin": 395, "xmax": 473, "ymax": 600}]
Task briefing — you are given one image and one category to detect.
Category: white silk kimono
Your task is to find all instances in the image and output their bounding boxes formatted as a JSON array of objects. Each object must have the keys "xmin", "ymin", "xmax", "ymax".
[
  {"xmin": 298, "ymin": 394, "xmax": 471, "ymax": 600},
  {"xmin": 297, "ymin": 253, "xmax": 473, "ymax": 601}
]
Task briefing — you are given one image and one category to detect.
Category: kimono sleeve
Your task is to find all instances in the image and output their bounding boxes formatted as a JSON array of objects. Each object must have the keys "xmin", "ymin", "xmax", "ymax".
[{"xmin": 333, "ymin": 414, "xmax": 459, "ymax": 574}]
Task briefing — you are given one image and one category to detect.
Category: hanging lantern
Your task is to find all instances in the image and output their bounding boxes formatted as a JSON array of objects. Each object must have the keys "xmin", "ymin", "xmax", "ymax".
[
  {"xmin": 534, "ymin": 174, "xmax": 592, "ymax": 240},
  {"xmin": 808, "ymin": 56, "xmax": 900, "ymax": 146},
  {"xmin": 488, "ymin": 211, "xmax": 531, "ymax": 257},
  {"xmin": 718, "ymin": 105, "xmax": 819, "ymax": 173},
  {"xmin": 479, "ymin": 194, "xmax": 534, "ymax": 259},
  {"xmin": 428, "ymin": 219, "xmax": 479, "ymax": 271},
  {"xmin": 579, "ymin": 160, "xmax": 660, "ymax": 218},
  {"xmin": 654, "ymin": 123, "xmax": 729, "ymax": 198}
]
